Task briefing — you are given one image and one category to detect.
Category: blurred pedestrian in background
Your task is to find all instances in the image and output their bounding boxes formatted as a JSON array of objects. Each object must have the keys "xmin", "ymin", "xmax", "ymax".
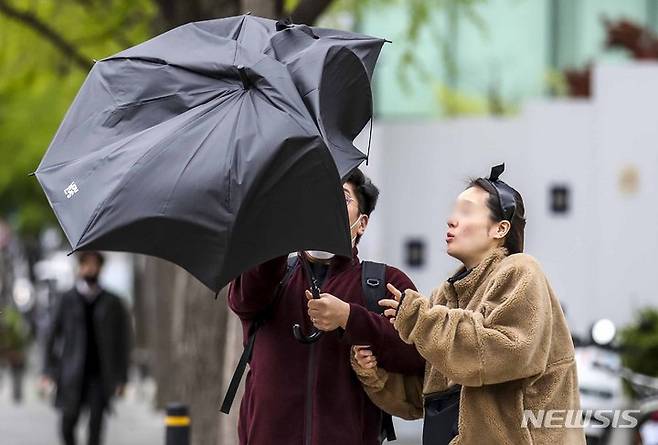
[{"xmin": 41, "ymin": 251, "xmax": 131, "ymax": 445}]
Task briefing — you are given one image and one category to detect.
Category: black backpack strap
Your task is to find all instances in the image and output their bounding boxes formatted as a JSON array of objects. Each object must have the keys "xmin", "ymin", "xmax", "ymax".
[
  {"xmin": 361, "ymin": 260, "xmax": 387, "ymax": 315},
  {"xmin": 361, "ymin": 261, "xmax": 397, "ymax": 442},
  {"xmin": 220, "ymin": 255, "xmax": 298, "ymax": 414},
  {"xmin": 220, "ymin": 319, "xmax": 259, "ymax": 414}
]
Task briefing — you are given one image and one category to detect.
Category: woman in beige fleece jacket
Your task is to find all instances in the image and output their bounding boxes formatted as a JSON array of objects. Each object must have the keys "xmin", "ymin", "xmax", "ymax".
[{"xmin": 352, "ymin": 165, "xmax": 585, "ymax": 445}]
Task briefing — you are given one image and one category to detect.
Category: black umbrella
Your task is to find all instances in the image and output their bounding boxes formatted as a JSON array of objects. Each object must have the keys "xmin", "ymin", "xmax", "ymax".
[{"xmin": 34, "ymin": 15, "xmax": 386, "ymax": 301}]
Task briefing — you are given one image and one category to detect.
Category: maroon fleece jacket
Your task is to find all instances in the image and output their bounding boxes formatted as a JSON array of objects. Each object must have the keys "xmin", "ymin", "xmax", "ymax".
[{"xmin": 228, "ymin": 247, "xmax": 425, "ymax": 445}]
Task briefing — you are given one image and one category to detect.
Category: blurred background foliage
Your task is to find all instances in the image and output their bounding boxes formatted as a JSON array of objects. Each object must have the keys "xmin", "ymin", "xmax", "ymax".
[
  {"xmin": 619, "ymin": 308, "xmax": 658, "ymax": 379},
  {"xmin": 0, "ymin": 0, "xmax": 155, "ymax": 236}
]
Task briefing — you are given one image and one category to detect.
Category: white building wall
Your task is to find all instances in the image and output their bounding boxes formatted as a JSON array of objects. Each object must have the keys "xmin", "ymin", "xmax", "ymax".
[{"xmin": 591, "ymin": 64, "xmax": 658, "ymax": 330}]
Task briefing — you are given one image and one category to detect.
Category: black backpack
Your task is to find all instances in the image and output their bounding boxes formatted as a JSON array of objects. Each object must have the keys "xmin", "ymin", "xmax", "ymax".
[{"xmin": 221, "ymin": 256, "xmax": 397, "ymax": 442}]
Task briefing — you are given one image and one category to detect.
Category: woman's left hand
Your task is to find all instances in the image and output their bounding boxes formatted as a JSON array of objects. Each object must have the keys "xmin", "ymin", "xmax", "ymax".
[{"xmin": 379, "ymin": 283, "xmax": 404, "ymax": 327}]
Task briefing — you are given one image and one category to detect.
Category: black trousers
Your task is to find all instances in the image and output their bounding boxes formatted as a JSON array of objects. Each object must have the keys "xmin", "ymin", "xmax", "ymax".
[
  {"xmin": 9, "ymin": 363, "xmax": 24, "ymax": 403},
  {"xmin": 61, "ymin": 377, "xmax": 108, "ymax": 445}
]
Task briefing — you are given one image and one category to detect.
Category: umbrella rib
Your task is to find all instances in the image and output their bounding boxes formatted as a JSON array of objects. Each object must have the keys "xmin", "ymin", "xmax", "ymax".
[
  {"xmin": 232, "ymin": 15, "xmax": 247, "ymax": 41},
  {"xmin": 103, "ymin": 56, "xmax": 237, "ymax": 83},
  {"xmin": 111, "ymin": 87, "xmax": 224, "ymax": 109}
]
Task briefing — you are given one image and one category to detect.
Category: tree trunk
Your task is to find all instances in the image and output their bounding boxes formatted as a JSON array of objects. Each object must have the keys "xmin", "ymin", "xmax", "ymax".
[
  {"xmin": 162, "ymin": 272, "xmax": 229, "ymax": 445},
  {"xmin": 135, "ymin": 256, "xmax": 231, "ymax": 445}
]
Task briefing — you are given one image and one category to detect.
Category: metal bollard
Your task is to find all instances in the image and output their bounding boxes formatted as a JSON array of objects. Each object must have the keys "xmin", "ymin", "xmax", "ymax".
[{"xmin": 165, "ymin": 403, "xmax": 190, "ymax": 445}]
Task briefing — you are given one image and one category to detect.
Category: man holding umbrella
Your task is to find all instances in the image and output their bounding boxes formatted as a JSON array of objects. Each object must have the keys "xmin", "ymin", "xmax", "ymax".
[{"xmin": 228, "ymin": 169, "xmax": 424, "ymax": 445}]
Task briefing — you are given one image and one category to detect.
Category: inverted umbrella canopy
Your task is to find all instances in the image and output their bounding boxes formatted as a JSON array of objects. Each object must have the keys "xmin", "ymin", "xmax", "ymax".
[
  {"xmin": 193, "ymin": 15, "xmax": 387, "ymax": 177},
  {"xmin": 108, "ymin": 15, "xmax": 387, "ymax": 178},
  {"xmin": 34, "ymin": 15, "xmax": 386, "ymax": 292}
]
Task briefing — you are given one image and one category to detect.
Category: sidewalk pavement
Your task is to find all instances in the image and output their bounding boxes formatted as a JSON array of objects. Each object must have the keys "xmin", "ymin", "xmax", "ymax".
[
  {"xmin": 0, "ymin": 368, "xmax": 422, "ymax": 445},
  {"xmin": 0, "ymin": 371, "xmax": 162, "ymax": 445}
]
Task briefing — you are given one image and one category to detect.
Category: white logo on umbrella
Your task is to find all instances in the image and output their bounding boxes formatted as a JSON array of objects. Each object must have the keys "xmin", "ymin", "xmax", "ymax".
[{"xmin": 64, "ymin": 182, "xmax": 79, "ymax": 199}]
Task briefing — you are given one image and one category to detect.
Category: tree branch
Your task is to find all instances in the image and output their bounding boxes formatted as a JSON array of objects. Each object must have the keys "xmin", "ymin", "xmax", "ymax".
[
  {"xmin": 0, "ymin": 0, "xmax": 92, "ymax": 71},
  {"xmin": 287, "ymin": 0, "xmax": 333, "ymax": 25}
]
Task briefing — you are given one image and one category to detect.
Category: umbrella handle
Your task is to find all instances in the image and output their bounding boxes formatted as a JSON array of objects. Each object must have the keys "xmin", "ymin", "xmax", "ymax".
[
  {"xmin": 293, "ymin": 253, "xmax": 324, "ymax": 344},
  {"xmin": 292, "ymin": 279, "xmax": 324, "ymax": 343},
  {"xmin": 292, "ymin": 324, "xmax": 324, "ymax": 344}
]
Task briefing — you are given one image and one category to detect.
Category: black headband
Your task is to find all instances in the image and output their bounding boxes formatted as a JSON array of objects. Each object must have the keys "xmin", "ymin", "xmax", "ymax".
[{"xmin": 485, "ymin": 163, "xmax": 516, "ymax": 221}]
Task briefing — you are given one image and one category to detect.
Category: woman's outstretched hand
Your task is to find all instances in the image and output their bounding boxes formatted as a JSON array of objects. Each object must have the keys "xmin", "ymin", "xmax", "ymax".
[
  {"xmin": 379, "ymin": 283, "xmax": 403, "ymax": 326},
  {"xmin": 353, "ymin": 345, "xmax": 378, "ymax": 370}
]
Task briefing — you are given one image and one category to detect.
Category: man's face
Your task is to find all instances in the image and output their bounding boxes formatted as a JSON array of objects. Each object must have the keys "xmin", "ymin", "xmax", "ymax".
[
  {"xmin": 78, "ymin": 256, "xmax": 102, "ymax": 282},
  {"xmin": 343, "ymin": 182, "xmax": 368, "ymax": 245}
]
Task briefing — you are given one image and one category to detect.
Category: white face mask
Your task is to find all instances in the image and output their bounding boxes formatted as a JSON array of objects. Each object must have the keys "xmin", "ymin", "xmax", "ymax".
[
  {"xmin": 306, "ymin": 215, "xmax": 364, "ymax": 260},
  {"xmin": 306, "ymin": 250, "xmax": 335, "ymax": 260}
]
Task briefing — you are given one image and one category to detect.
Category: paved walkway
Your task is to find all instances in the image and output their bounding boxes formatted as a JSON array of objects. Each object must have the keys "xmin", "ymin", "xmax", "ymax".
[
  {"xmin": 0, "ymin": 370, "xmax": 162, "ymax": 445},
  {"xmin": 0, "ymin": 365, "xmax": 422, "ymax": 445}
]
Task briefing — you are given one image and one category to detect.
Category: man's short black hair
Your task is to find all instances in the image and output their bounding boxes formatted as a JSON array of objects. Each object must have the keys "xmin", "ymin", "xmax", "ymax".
[
  {"xmin": 345, "ymin": 168, "xmax": 379, "ymax": 216},
  {"xmin": 345, "ymin": 169, "xmax": 379, "ymax": 244},
  {"xmin": 77, "ymin": 250, "xmax": 105, "ymax": 267}
]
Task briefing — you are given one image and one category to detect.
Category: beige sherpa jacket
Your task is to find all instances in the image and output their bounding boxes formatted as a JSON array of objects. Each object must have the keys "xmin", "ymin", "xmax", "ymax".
[{"xmin": 352, "ymin": 247, "xmax": 585, "ymax": 444}]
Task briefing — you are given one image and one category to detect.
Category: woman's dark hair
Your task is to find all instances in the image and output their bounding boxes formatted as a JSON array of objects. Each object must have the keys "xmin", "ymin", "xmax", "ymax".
[
  {"xmin": 467, "ymin": 178, "xmax": 526, "ymax": 254},
  {"xmin": 345, "ymin": 168, "xmax": 379, "ymax": 244}
]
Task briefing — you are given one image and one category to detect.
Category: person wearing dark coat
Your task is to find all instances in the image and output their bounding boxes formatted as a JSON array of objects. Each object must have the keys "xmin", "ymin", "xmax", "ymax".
[
  {"xmin": 228, "ymin": 169, "xmax": 425, "ymax": 445},
  {"xmin": 42, "ymin": 251, "xmax": 131, "ymax": 445}
]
